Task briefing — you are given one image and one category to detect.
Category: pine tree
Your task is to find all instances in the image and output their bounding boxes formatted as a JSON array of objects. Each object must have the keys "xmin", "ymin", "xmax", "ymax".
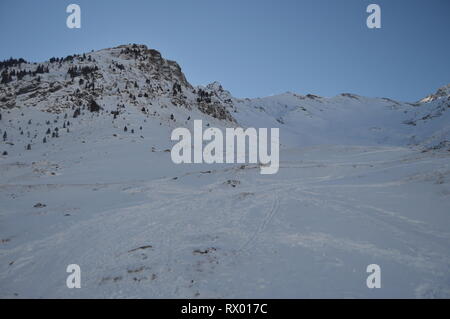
[
  {"xmin": 89, "ymin": 99, "xmax": 101, "ymax": 112},
  {"xmin": 26, "ymin": 144, "xmax": 31, "ymax": 150},
  {"xmin": 73, "ymin": 109, "xmax": 81, "ymax": 118}
]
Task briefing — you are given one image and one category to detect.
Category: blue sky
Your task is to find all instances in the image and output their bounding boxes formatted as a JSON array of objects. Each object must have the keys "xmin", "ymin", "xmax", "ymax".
[{"xmin": 0, "ymin": 0, "xmax": 449, "ymax": 101}]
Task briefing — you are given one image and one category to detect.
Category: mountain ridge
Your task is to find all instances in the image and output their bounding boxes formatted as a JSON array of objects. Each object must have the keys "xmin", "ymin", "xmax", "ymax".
[
  {"xmin": 2, "ymin": 43, "xmax": 449, "ymax": 109},
  {"xmin": 1, "ymin": 43, "xmax": 449, "ymax": 153}
]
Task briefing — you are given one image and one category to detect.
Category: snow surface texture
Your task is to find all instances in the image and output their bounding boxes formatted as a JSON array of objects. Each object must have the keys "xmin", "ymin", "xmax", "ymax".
[{"xmin": 0, "ymin": 44, "xmax": 449, "ymax": 298}]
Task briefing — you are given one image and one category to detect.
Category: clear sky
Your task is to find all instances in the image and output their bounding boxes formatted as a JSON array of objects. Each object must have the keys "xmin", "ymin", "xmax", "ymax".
[{"xmin": 0, "ymin": 0, "xmax": 449, "ymax": 101}]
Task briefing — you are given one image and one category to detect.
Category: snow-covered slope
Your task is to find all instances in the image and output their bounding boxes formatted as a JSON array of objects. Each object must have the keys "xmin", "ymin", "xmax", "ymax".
[
  {"xmin": 232, "ymin": 89, "xmax": 450, "ymax": 149},
  {"xmin": 0, "ymin": 45, "xmax": 449, "ymax": 298}
]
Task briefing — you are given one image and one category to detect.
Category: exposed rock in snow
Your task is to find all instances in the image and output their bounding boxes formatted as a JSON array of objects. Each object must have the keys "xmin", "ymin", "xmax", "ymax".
[
  {"xmin": 0, "ymin": 44, "xmax": 235, "ymax": 122},
  {"xmin": 420, "ymin": 84, "xmax": 450, "ymax": 103}
]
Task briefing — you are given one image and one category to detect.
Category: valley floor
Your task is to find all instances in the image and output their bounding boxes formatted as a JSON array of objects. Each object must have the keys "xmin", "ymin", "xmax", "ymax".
[{"xmin": 1, "ymin": 145, "xmax": 450, "ymax": 298}]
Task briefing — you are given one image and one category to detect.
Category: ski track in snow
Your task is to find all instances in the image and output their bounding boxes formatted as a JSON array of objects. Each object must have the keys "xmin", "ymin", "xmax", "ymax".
[{"xmin": 2, "ymin": 145, "xmax": 448, "ymax": 298}]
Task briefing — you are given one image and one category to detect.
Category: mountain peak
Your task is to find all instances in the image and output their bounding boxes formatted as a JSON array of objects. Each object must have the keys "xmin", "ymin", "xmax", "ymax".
[
  {"xmin": 205, "ymin": 81, "xmax": 224, "ymax": 92},
  {"xmin": 420, "ymin": 84, "xmax": 450, "ymax": 103},
  {"xmin": 0, "ymin": 44, "xmax": 235, "ymax": 121}
]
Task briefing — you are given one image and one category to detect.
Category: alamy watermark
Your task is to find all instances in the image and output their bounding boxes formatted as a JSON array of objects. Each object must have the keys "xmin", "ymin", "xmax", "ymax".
[
  {"xmin": 66, "ymin": 264, "xmax": 81, "ymax": 288},
  {"xmin": 66, "ymin": 4, "xmax": 81, "ymax": 29},
  {"xmin": 171, "ymin": 120, "xmax": 279, "ymax": 175},
  {"xmin": 366, "ymin": 4, "xmax": 381, "ymax": 29},
  {"xmin": 66, "ymin": 4, "xmax": 381, "ymax": 30},
  {"xmin": 366, "ymin": 264, "xmax": 381, "ymax": 289}
]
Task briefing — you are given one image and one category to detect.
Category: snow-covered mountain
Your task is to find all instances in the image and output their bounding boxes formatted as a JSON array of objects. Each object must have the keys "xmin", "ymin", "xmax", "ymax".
[
  {"xmin": 1, "ymin": 44, "xmax": 449, "ymax": 298},
  {"xmin": 1, "ymin": 43, "xmax": 449, "ymax": 152}
]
